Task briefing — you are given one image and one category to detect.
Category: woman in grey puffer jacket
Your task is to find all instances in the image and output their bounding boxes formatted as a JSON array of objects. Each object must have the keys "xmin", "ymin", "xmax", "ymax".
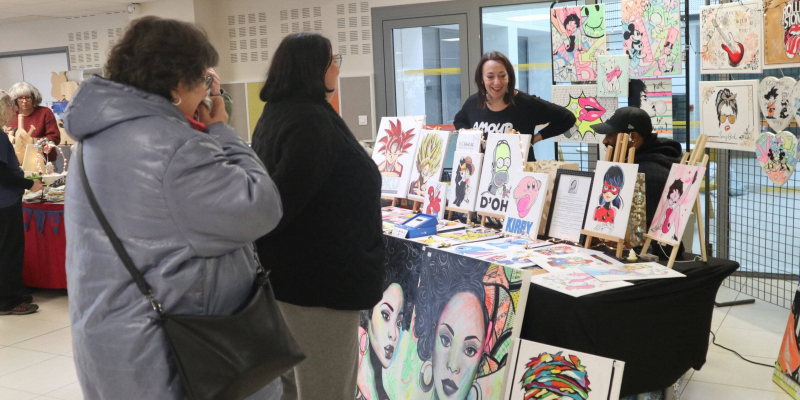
[{"xmin": 63, "ymin": 17, "xmax": 282, "ymax": 399}]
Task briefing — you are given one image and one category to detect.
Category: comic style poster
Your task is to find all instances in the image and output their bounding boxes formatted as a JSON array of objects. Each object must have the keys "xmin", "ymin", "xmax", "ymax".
[
  {"xmin": 407, "ymin": 130, "xmax": 450, "ymax": 202},
  {"xmin": 582, "ymin": 161, "xmax": 640, "ymax": 240},
  {"xmin": 551, "ymin": 5, "xmax": 607, "ymax": 83},
  {"xmin": 476, "ymin": 134, "xmax": 530, "ymax": 215},
  {"xmin": 621, "ymin": 0, "xmax": 682, "ymax": 77},
  {"xmin": 551, "ymin": 85, "xmax": 618, "ymax": 144},
  {"xmin": 699, "ymin": 80, "xmax": 760, "ymax": 151},
  {"xmin": 502, "ymin": 171, "xmax": 550, "ymax": 240},
  {"xmin": 372, "ymin": 117, "xmax": 423, "ymax": 198},
  {"xmin": 448, "ymin": 152, "xmax": 483, "ymax": 213},
  {"xmin": 647, "ymin": 164, "xmax": 705, "ymax": 243},
  {"xmin": 629, "ymin": 78, "xmax": 673, "ymax": 137},
  {"xmin": 596, "ymin": 55, "xmax": 629, "ymax": 97},
  {"xmin": 764, "ymin": 0, "xmax": 800, "ymax": 69}
]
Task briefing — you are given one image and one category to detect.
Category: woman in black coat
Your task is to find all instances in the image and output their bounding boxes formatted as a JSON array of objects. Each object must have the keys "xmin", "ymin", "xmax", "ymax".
[{"xmin": 251, "ymin": 33, "xmax": 385, "ymax": 400}]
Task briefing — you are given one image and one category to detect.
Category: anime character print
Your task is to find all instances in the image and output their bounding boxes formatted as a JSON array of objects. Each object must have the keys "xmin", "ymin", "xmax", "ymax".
[
  {"xmin": 485, "ymin": 140, "xmax": 511, "ymax": 198},
  {"xmin": 377, "ymin": 119, "xmax": 416, "ymax": 177},
  {"xmin": 593, "ymin": 166, "xmax": 625, "ymax": 232},
  {"xmin": 453, "ymin": 156, "xmax": 475, "ymax": 207},
  {"xmin": 410, "ymin": 132, "xmax": 445, "ymax": 197},
  {"xmin": 513, "ymin": 176, "xmax": 541, "ymax": 219}
]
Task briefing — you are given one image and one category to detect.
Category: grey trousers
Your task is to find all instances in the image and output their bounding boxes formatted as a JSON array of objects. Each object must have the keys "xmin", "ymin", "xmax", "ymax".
[{"xmin": 278, "ymin": 301, "xmax": 360, "ymax": 400}]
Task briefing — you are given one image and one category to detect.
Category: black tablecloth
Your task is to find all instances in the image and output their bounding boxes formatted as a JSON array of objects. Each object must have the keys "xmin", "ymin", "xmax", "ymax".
[{"xmin": 520, "ymin": 251, "xmax": 738, "ymax": 396}]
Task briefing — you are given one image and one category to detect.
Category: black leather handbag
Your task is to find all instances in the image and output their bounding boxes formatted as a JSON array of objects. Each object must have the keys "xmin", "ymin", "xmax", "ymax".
[{"xmin": 76, "ymin": 142, "xmax": 305, "ymax": 400}]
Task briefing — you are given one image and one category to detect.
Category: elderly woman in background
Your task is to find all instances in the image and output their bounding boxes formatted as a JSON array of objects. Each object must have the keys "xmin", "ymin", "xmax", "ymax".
[
  {"xmin": 63, "ymin": 16, "xmax": 283, "ymax": 399},
  {"xmin": 8, "ymin": 82, "xmax": 60, "ymax": 162},
  {"xmin": 0, "ymin": 91, "xmax": 44, "ymax": 315}
]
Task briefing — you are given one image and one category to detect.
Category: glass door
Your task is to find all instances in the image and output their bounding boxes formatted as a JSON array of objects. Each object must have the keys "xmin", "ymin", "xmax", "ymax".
[{"xmin": 381, "ymin": 15, "xmax": 470, "ymax": 125}]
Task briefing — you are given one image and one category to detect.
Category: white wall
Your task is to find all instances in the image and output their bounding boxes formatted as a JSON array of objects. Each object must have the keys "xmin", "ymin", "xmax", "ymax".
[{"xmin": 135, "ymin": 0, "xmax": 196, "ymax": 22}]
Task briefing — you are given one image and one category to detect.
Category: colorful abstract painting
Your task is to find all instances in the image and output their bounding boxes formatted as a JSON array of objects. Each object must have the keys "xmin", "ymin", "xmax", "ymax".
[
  {"xmin": 596, "ymin": 55, "xmax": 629, "ymax": 97},
  {"xmin": 578, "ymin": 262, "xmax": 686, "ymax": 281},
  {"xmin": 504, "ymin": 339, "xmax": 625, "ymax": 399},
  {"xmin": 621, "ymin": 0, "xmax": 682, "ymax": 78},
  {"xmin": 407, "ymin": 130, "xmax": 451, "ymax": 202},
  {"xmin": 759, "ymin": 77, "xmax": 797, "ymax": 132},
  {"xmin": 764, "ymin": 0, "xmax": 800, "ymax": 69},
  {"xmin": 699, "ymin": 1, "xmax": 764, "ymax": 74},
  {"xmin": 358, "ymin": 237, "xmax": 533, "ymax": 400},
  {"xmin": 647, "ymin": 164, "xmax": 705, "ymax": 243},
  {"xmin": 699, "ymin": 80, "xmax": 760, "ymax": 151},
  {"xmin": 582, "ymin": 161, "xmax": 640, "ymax": 240},
  {"xmin": 551, "ymin": 85, "xmax": 618, "ymax": 144},
  {"xmin": 629, "ymin": 78, "xmax": 673, "ymax": 137},
  {"xmin": 530, "ymin": 270, "xmax": 633, "ymax": 298},
  {"xmin": 476, "ymin": 134, "xmax": 531, "ymax": 215},
  {"xmin": 551, "ymin": 4, "xmax": 607, "ymax": 82},
  {"xmin": 755, "ymin": 131, "xmax": 799, "ymax": 187},
  {"xmin": 373, "ymin": 117, "xmax": 423, "ymax": 198},
  {"xmin": 448, "ymin": 152, "xmax": 483, "ymax": 212},
  {"xmin": 774, "ymin": 282, "xmax": 800, "ymax": 399},
  {"xmin": 502, "ymin": 171, "xmax": 550, "ymax": 240}
]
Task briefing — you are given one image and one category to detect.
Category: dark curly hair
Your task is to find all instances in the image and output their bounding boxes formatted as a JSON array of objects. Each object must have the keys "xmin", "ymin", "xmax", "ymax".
[
  {"xmin": 105, "ymin": 16, "xmax": 218, "ymax": 101},
  {"xmin": 261, "ymin": 33, "xmax": 334, "ymax": 103},
  {"xmin": 359, "ymin": 257, "xmax": 417, "ymax": 332},
  {"xmin": 415, "ymin": 251, "xmax": 489, "ymax": 362}
]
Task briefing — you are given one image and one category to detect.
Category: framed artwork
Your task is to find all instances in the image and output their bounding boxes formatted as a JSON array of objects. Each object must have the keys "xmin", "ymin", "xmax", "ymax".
[
  {"xmin": 582, "ymin": 161, "xmax": 640, "ymax": 240},
  {"xmin": 525, "ymin": 161, "xmax": 579, "ymax": 236},
  {"xmin": 629, "ymin": 78, "xmax": 673, "ymax": 137},
  {"xmin": 647, "ymin": 164, "xmax": 705, "ymax": 243},
  {"xmin": 448, "ymin": 152, "xmax": 483, "ymax": 212},
  {"xmin": 476, "ymin": 134, "xmax": 531, "ymax": 215},
  {"xmin": 755, "ymin": 131, "xmax": 799, "ymax": 187},
  {"xmin": 551, "ymin": 85, "xmax": 618, "ymax": 143},
  {"xmin": 455, "ymin": 129, "xmax": 484, "ymax": 152},
  {"xmin": 758, "ymin": 77, "xmax": 797, "ymax": 132},
  {"xmin": 372, "ymin": 117, "xmax": 423, "ymax": 198},
  {"xmin": 502, "ymin": 171, "xmax": 551, "ymax": 240},
  {"xmin": 530, "ymin": 270, "xmax": 633, "ymax": 297},
  {"xmin": 621, "ymin": 0, "xmax": 682, "ymax": 77},
  {"xmin": 764, "ymin": 0, "xmax": 800, "ymax": 69},
  {"xmin": 406, "ymin": 129, "xmax": 450, "ymax": 202},
  {"xmin": 551, "ymin": 4, "xmax": 607, "ymax": 83},
  {"xmin": 699, "ymin": 1, "xmax": 764, "ymax": 74},
  {"xmin": 699, "ymin": 80, "xmax": 760, "ymax": 151},
  {"xmin": 422, "ymin": 180, "xmax": 447, "ymax": 219},
  {"xmin": 546, "ymin": 170, "xmax": 594, "ymax": 243},
  {"xmin": 596, "ymin": 55, "xmax": 629, "ymax": 97},
  {"xmin": 504, "ymin": 339, "xmax": 625, "ymax": 400},
  {"xmin": 579, "ymin": 261, "xmax": 686, "ymax": 281}
]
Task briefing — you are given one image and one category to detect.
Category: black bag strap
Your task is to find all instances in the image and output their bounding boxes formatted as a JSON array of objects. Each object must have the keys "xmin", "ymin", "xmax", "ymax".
[{"xmin": 76, "ymin": 142, "xmax": 165, "ymax": 317}]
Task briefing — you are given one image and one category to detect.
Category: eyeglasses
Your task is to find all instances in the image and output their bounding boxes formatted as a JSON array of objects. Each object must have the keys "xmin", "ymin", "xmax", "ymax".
[
  {"xmin": 16, "ymin": 96, "xmax": 32, "ymax": 103},
  {"xmin": 204, "ymin": 75, "xmax": 214, "ymax": 91},
  {"xmin": 718, "ymin": 114, "xmax": 736, "ymax": 124},
  {"xmin": 332, "ymin": 54, "xmax": 343, "ymax": 68}
]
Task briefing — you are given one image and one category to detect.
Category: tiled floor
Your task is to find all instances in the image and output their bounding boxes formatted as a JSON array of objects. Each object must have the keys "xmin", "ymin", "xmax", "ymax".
[{"xmin": 0, "ymin": 285, "xmax": 796, "ymax": 400}]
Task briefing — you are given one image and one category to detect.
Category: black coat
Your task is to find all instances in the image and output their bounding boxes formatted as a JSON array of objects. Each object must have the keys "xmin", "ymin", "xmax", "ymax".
[{"xmin": 252, "ymin": 96, "xmax": 385, "ymax": 310}]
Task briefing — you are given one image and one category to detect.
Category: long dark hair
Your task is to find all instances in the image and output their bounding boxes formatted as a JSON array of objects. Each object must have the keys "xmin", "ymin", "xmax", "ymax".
[
  {"xmin": 475, "ymin": 51, "xmax": 516, "ymax": 108},
  {"xmin": 260, "ymin": 33, "xmax": 333, "ymax": 102}
]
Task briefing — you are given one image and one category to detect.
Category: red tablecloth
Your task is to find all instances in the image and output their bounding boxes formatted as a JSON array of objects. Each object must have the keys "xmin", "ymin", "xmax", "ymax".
[{"xmin": 21, "ymin": 202, "xmax": 67, "ymax": 289}]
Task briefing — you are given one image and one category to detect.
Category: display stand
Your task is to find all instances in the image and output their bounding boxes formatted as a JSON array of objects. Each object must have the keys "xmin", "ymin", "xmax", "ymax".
[
  {"xmin": 381, "ymin": 196, "xmax": 398, "ymax": 207},
  {"xmin": 580, "ymin": 133, "xmax": 636, "ymax": 259},
  {"xmin": 445, "ymin": 207, "xmax": 473, "ymax": 225},
  {"xmin": 478, "ymin": 211, "xmax": 504, "ymax": 227},
  {"xmin": 640, "ymin": 135, "xmax": 709, "ymax": 269}
]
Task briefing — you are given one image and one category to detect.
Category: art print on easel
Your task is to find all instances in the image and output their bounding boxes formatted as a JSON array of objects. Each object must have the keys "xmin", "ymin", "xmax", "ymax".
[
  {"xmin": 699, "ymin": 80, "xmax": 759, "ymax": 151},
  {"xmin": 504, "ymin": 339, "xmax": 625, "ymax": 400},
  {"xmin": 448, "ymin": 152, "xmax": 483, "ymax": 212},
  {"xmin": 764, "ymin": 0, "xmax": 800, "ymax": 69},
  {"xmin": 422, "ymin": 180, "xmax": 447, "ymax": 219},
  {"xmin": 621, "ymin": 0, "xmax": 682, "ymax": 77},
  {"xmin": 699, "ymin": 1, "xmax": 764, "ymax": 74},
  {"xmin": 551, "ymin": 85, "xmax": 618, "ymax": 143},
  {"xmin": 551, "ymin": 5, "xmax": 607, "ymax": 83},
  {"xmin": 407, "ymin": 129, "xmax": 449, "ymax": 202},
  {"xmin": 648, "ymin": 164, "xmax": 705, "ymax": 243},
  {"xmin": 629, "ymin": 78, "xmax": 673, "ymax": 137},
  {"xmin": 756, "ymin": 131, "xmax": 799, "ymax": 187},
  {"xmin": 582, "ymin": 161, "xmax": 639, "ymax": 239},
  {"xmin": 455, "ymin": 129, "xmax": 484, "ymax": 152},
  {"xmin": 372, "ymin": 117, "xmax": 422, "ymax": 197},
  {"xmin": 596, "ymin": 55, "xmax": 629, "ymax": 97},
  {"xmin": 759, "ymin": 77, "xmax": 796, "ymax": 132},
  {"xmin": 476, "ymin": 134, "xmax": 530, "ymax": 215},
  {"xmin": 502, "ymin": 171, "xmax": 550, "ymax": 240},
  {"xmin": 545, "ymin": 170, "xmax": 594, "ymax": 243}
]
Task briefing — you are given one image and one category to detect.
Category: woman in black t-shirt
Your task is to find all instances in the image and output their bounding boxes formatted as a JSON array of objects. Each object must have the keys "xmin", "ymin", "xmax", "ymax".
[{"xmin": 453, "ymin": 51, "xmax": 576, "ymax": 161}]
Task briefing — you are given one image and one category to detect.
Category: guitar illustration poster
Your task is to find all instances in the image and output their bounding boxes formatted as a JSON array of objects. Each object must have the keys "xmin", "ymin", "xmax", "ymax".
[
  {"xmin": 764, "ymin": 0, "xmax": 800, "ymax": 69},
  {"xmin": 700, "ymin": 1, "xmax": 764, "ymax": 74},
  {"xmin": 699, "ymin": 80, "xmax": 760, "ymax": 151},
  {"xmin": 621, "ymin": 0, "xmax": 683, "ymax": 78}
]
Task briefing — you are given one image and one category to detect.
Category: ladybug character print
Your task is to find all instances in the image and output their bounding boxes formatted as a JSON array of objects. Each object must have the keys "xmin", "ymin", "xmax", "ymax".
[{"xmin": 593, "ymin": 165, "xmax": 625, "ymax": 232}]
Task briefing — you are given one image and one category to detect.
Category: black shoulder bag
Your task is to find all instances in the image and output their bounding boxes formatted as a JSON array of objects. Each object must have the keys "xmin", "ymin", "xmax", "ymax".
[{"xmin": 76, "ymin": 142, "xmax": 305, "ymax": 400}]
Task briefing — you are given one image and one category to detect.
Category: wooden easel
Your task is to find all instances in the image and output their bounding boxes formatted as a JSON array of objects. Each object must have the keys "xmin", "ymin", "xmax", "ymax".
[
  {"xmin": 446, "ymin": 207, "xmax": 473, "ymax": 225},
  {"xmin": 580, "ymin": 133, "xmax": 637, "ymax": 259},
  {"xmin": 478, "ymin": 211, "xmax": 504, "ymax": 227},
  {"xmin": 640, "ymin": 135, "xmax": 709, "ymax": 269}
]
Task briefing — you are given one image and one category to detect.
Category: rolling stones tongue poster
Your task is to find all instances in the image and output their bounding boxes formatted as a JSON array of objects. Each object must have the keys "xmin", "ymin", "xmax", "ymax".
[{"xmin": 765, "ymin": 0, "xmax": 800, "ymax": 68}]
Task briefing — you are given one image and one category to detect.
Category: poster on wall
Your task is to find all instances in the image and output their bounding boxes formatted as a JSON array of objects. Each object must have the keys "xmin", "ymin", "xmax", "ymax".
[
  {"xmin": 551, "ymin": 85, "xmax": 618, "ymax": 143},
  {"xmin": 502, "ymin": 171, "xmax": 550, "ymax": 240},
  {"xmin": 358, "ymin": 242, "xmax": 533, "ymax": 400},
  {"xmin": 448, "ymin": 152, "xmax": 483, "ymax": 212},
  {"xmin": 621, "ymin": 0, "xmax": 682, "ymax": 77},
  {"xmin": 647, "ymin": 164, "xmax": 705, "ymax": 244},
  {"xmin": 550, "ymin": 4, "xmax": 607, "ymax": 83},
  {"xmin": 699, "ymin": 1, "xmax": 764, "ymax": 74},
  {"xmin": 758, "ymin": 77, "xmax": 797, "ymax": 132},
  {"xmin": 596, "ymin": 55, "xmax": 630, "ymax": 97},
  {"xmin": 504, "ymin": 339, "xmax": 625, "ymax": 400},
  {"xmin": 699, "ymin": 80, "xmax": 760, "ymax": 151},
  {"xmin": 476, "ymin": 134, "xmax": 531, "ymax": 215},
  {"xmin": 406, "ymin": 129, "xmax": 450, "ymax": 202},
  {"xmin": 582, "ymin": 161, "xmax": 640, "ymax": 240},
  {"xmin": 372, "ymin": 117, "xmax": 423, "ymax": 198},
  {"xmin": 629, "ymin": 78, "xmax": 673, "ymax": 137},
  {"xmin": 764, "ymin": 0, "xmax": 800, "ymax": 69}
]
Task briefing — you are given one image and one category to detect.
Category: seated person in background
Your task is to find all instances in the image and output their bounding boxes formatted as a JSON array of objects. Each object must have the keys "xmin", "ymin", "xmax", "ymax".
[{"xmin": 591, "ymin": 107, "xmax": 685, "ymax": 259}]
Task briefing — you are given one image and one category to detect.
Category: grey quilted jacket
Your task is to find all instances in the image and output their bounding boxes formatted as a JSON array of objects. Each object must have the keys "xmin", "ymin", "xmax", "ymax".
[{"xmin": 63, "ymin": 76, "xmax": 283, "ymax": 399}]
